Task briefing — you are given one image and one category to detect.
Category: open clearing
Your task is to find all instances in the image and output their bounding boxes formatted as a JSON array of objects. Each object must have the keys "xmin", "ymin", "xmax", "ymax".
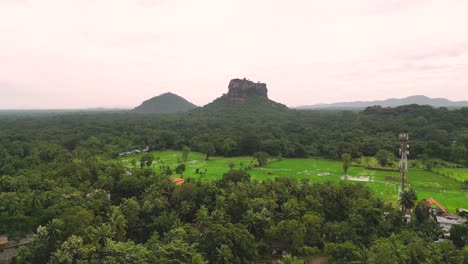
[{"xmin": 116, "ymin": 150, "xmax": 468, "ymax": 213}]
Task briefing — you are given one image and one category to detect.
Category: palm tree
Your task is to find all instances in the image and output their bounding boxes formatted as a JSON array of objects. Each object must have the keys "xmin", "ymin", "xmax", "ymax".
[
  {"xmin": 30, "ymin": 190, "xmax": 42, "ymax": 212},
  {"xmin": 89, "ymin": 223, "xmax": 114, "ymax": 247},
  {"xmin": 214, "ymin": 245, "xmax": 232, "ymax": 264},
  {"xmin": 279, "ymin": 254, "xmax": 305, "ymax": 264},
  {"xmin": 108, "ymin": 207, "xmax": 127, "ymax": 241},
  {"xmin": 179, "ymin": 200, "xmax": 193, "ymax": 220},
  {"xmin": 399, "ymin": 188, "xmax": 417, "ymax": 213},
  {"xmin": 389, "ymin": 234, "xmax": 408, "ymax": 263},
  {"xmin": 47, "ymin": 219, "xmax": 64, "ymax": 242},
  {"xmin": 195, "ymin": 206, "xmax": 210, "ymax": 231},
  {"xmin": 351, "ymin": 247, "xmax": 370, "ymax": 264},
  {"xmin": 241, "ymin": 210, "xmax": 258, "ymax": 235}
]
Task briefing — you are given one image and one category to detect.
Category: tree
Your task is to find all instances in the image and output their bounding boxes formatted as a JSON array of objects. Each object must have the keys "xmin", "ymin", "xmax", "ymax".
[
  {"xmin": 175, "ymin": 163, "xmax": 186, "ymax": 177},
  {"xmin": 154, "ymin": 238, "xmax": 207, "ymax": 264},
  {"xmin": 49, "ymin": 235, "xmax": 86, "ymax": 264},
  {"xmin": 182, "ymin": 145, "xmax": 191, "ymax": 163},
  {"xmin": 103, "ymin": 240, "xmax": 152, "ymax": 263},
  {"xmin": 199, "ymin": 223, "xmax": 256, "ymax": 264},
  {"xmin": 140, "ymin": 154, "xmax": 154, "ymax": 169},
  {"xmin": 450, "ymin": 224, "xmax": 468, "ymax": 248},
  {"xmin": 253, "ymin": 151, "xmax": 269, "ymax": 167},
  {"xmin": 342, "ymin": 153, "xmax": 351, "ymax": 178},
  {"xmin": 47, "ymin": 218, "xmax": 64, "ymax": 242},
  {"xmin": 276, "ymin": 254, "xmax": 305, "ymax": 264},
  {"xmin": 108, "ymin": 206, "xmax": 127, "ymax": 242},
  {"xmin": 375, "ymin": 149, "xmax": 394, "ymax": 167},
  {"xmin": 399, "ymin": 188, "xmax": 417, "ymax": 213},
  {"xmin": 368, "ymin": 237, "xmax": 406, "ymax": 264},
  {"xmin": 200, "ymin": 142, "xmax": 215, "ymax": 160},
  {"xmin": 87, "ymin": 223, "xmax": 114, "ymax": 247},
  {"xmin": 165, "ymin": 166, "xmax": 173, "ymax": 176},
  {"xmin": 60, "ymin": 206, "xmax": 94, "ymax": 237},
  {"xmin": 268, "ymin": 220, "xmax": 306, "ymax": 254},
  {"xmin": 414, "ymin": 199, "xmax": 430, "ymax": 223},
  {"xmin": 220, "ymin": 170, "xmax": 251, "ymax": 186},
  {"xmin": 324, "ymin": 241, "xmax": 360, "ymax": 264},
  {"xmin": 221, "ymin": 138, "xmax": 238, "ymax": 157}
]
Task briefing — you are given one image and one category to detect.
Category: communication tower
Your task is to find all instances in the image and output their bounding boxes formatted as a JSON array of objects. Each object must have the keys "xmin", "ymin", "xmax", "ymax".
[{"xmin": 399, "ymin": 133, "xmax": 409, "ymax": 195}]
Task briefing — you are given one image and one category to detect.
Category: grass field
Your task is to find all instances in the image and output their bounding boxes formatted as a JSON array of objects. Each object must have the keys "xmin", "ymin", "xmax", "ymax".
[
  {"xmin": 431, "ymin": 168, "xmax": 468, "ymax": 182},
  {"xmin": 116, "ymin": 150, "xmax": 467, "ymax": 213}
]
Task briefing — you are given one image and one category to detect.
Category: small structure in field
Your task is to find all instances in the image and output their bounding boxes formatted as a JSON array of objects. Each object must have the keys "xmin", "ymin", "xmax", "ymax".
[
  {"xmin": 271, "ymin": 241, "xmax": 288, "ymax": 262},
  {"xmin": 119, "ymin": 149, "xmax": 142, "ymax": 157},
  {"xmin": 340, "ymin": 176, "xmax": 371, "ymax": 182},
  {"xmin": 172, "ymin": 178, "xmax": 184, "ymax": 185},
  {"xmin": 86, "ymin": 189, "xmax": 111, "ymax": 200}
]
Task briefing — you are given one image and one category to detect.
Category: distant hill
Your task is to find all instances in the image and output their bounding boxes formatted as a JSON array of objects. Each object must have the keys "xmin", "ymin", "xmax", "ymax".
[
  {"xmin": 200, "ymin": 78, "xmax": 288, "ymax": 114},
  {"xmin": 133, "ymin": 92, "xmax": 197, "ymax": 114},
  {"xmin": 296, "ymin": 95, "xmax": 468, "ymax": 109}
]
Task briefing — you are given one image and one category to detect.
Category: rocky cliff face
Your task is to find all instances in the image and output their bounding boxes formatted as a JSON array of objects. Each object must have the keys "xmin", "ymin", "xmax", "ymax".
[{"xmin": 226, "ymin": 78, "xmax": 268, "ymax": 102}]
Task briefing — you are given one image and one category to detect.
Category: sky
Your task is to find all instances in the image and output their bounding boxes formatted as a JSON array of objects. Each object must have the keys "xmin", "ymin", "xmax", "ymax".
[{"xmin": 1, "ymin": 0, "xmax": 468, "ymax": 109}]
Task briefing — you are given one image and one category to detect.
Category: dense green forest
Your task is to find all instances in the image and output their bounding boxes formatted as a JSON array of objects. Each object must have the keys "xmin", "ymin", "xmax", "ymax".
[{"xmin": 0, "ymin": 104, "xmax": 467, "ymax": 263}]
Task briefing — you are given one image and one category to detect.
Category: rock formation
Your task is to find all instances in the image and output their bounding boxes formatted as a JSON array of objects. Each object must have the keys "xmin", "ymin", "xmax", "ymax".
[
  {"xmin": 133, "ymin": 92, "xmax": 197, "ymax": 114},
  {"xmin": 226, "ymin": 78, "xmax": 268, "ymax": 102}
]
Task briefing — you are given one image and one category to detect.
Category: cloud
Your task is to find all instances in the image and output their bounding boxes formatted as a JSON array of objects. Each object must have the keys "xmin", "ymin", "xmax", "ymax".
[
  {"xmin": 402, "ymin": 45, "xmax": 466, "ymax": 61},
  {"xmin": 81, "ymin": 32, "xmax": 162, "ymax": 47},
  {"xmin": 369, "ymin": 0, "xmax": 428, "ymax": 14}
]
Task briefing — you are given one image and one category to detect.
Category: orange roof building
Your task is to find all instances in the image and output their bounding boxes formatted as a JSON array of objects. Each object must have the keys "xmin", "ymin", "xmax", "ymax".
[
  {"xmin": 426, "ymin": 197, "xmax": 447, "ymax": 214},
  {"xmin": 172, "ymin": 178, "xmax": 184, "ymax": 185}
]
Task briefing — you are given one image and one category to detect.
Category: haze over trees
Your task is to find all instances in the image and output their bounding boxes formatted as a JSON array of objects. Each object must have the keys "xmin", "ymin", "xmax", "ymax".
[{"xmin": 0, "ymin": 81, "xmax": 467, "ymax": 263}]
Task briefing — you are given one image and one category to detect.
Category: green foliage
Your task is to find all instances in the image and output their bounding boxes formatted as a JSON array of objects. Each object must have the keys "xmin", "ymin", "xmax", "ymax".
[
  {"xmin": 399, "ymin": 188, "xmax": 417, "ymax": 212},
  {"xmin": 268, "ymin": 220, "xmax": 306, "ymax": 254},
  {"xmin": 450, "ymin": 224, "xmax": 468, "ymax": 248},
  {"xmin": 140, "ymin": 153, "xmax": 154, "ymax": 168},
  {"xmin": 133, "ymin": 92, "xmax": 197, "ymax": 114},
  {"xmin": 375, "ymin": 149, "xmax": 394, "ymax": 167},
  {"xmin": 0, "ymin": 105, "xmax": 467, "ymax": 263},
  {"xmin": 175, "ymin": 163, "xmax": 186, "ymax": 176},
  {"xmin": 276, "ymin": 254, "xmax": 305, "ymax": 264},
  {"xmin": 199, "ymin": 142, "xmax": 215, "ymax": 160},
  {"xmin": 324, "ymin": 241, "xmax": 359, "ymax": 264},
  {"xmin": 182, "ymin": 145, "xmax": 191, "ymax": 162},
  {"xmin": 253, "ymin": 151, "xmax": 269, "ymax": 167},
  {"xmin": 414, "ymin": 199, "xmax": 431, "ymax": 223},
  {"xmin": 341, "ymin": 153, "xmax": 351, "ymax": 176}
]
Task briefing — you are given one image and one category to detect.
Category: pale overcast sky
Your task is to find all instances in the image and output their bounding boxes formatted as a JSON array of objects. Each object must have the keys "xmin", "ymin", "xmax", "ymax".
[{"xmin": 1, "ymin": 0, "xmax": 468, "ymax": 109}]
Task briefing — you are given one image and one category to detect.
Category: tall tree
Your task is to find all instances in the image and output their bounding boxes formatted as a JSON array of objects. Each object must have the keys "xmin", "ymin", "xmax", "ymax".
[
  {"xmin": 175, "ymin": 163, "xmax": 186, "ymax": 177},
  {"xmin": 399, "ymin": 188, "xmax": 417, "ymax": 213},
  {"xmin": 199, "ymin": 142, "xmax": 215, "ymax": 160},
  {"xmin": 342, "ymin": 153, "xmax": 352, "ymax": 178},
  {"xmin": 253, "ymin": 151, "xmax": 269, "ymax": 167},
  {"xmin": 182, "ymin": 145, "xmax": 191, "ymax": 163}
]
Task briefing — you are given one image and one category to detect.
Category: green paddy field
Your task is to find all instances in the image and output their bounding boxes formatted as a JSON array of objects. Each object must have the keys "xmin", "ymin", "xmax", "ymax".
[{"xmin": 116, "ymin": 150, "xmax": 467, "ymax": 213}]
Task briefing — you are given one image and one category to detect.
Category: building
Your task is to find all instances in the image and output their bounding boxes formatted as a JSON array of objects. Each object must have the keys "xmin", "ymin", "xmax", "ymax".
[
  {"xmin": 172, "ymin": 178, "xmax": 184, "ymax": 185},
  {"xmin": 0, "ymin": 235, "xmax": 34, "ymax": 264},
  {"xmin": 118, "ymin": 149, "xmax": 142, "ymax": 157},
  {"xmin": 436, "ymin": 215, "xmax": 466, "ymax": 238}
]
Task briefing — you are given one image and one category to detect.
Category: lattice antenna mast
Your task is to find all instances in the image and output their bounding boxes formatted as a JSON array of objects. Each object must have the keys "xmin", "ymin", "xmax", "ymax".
[{"xmin": 399, "ymin": 133, "xmax": 409, "ymax": 193}]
